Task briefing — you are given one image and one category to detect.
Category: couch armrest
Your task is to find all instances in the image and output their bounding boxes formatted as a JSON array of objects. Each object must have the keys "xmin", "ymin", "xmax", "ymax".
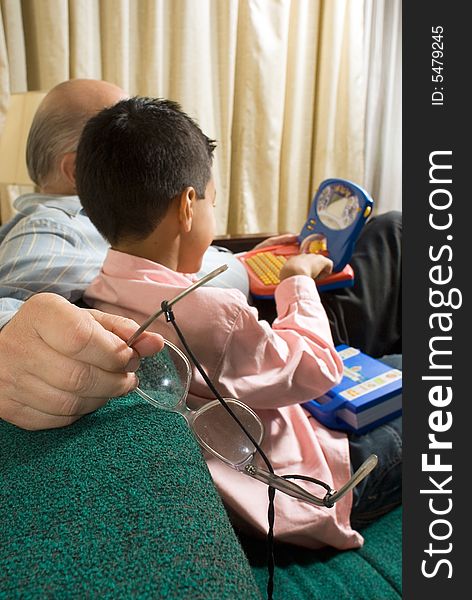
[{"xmin": 0, "ymin": 394, "xmax": 261, "ymax": 599}]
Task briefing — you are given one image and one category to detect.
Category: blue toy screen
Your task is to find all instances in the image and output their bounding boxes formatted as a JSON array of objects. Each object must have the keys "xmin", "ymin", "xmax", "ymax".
[{"xmin": 298, "ymin": 179, "xmax": 374, "ymax": 271}]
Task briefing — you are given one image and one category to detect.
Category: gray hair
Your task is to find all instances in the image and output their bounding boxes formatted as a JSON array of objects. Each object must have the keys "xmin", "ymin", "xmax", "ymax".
[{"xmin": 26, "ymin": 108, "xmax": 90, "ymax": 187}]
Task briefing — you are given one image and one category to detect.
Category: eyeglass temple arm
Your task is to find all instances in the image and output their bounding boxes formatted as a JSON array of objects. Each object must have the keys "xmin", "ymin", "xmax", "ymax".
[
  {"xmin": 327, "ymin": 454, "xmax": 378, "ymax": 505},
  {"xmin": 126, "ymin": 264, "xmax": 228, "ymax": 347},
  {"xmin": 244, "ymin": 454, "xmax": 378, "ymax": 508}
]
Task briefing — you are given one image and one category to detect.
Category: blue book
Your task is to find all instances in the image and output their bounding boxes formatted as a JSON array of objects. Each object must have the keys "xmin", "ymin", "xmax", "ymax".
[{"xmin": 302, "ymin": 345, "xmax": 402, "ymax": 434}]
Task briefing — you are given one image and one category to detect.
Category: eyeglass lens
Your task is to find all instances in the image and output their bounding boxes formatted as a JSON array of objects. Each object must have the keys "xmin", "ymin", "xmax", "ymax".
[
  {"xmin": 135, "ymin": 342, "xmax": 191, "ymax": 410},
  {"xmin": 136, "ymin": 341, "xmax": 264, "ymax": 468},
  {"xmin": 192, "ymin": 400, "xmax": 264, "ymax": 468}
]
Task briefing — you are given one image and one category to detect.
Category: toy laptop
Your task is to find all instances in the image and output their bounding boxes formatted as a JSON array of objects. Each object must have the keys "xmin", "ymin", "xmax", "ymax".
[
  {"xmin": 303, "ymin": 345, "xmax": 402, "ymax": 434},
  {"xmin": 239, "ymin": 178, "xmax": 374, "ymax": 298}
]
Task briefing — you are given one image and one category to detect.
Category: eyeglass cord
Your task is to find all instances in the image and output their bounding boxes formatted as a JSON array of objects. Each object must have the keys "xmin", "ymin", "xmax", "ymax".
[
  {"xmin": 160, "ymin": 302, "xmax": 345, "ymax": 598},
  {"xmin": 161, "ymin": 301, "xmax": 276, "ymax": 600}
]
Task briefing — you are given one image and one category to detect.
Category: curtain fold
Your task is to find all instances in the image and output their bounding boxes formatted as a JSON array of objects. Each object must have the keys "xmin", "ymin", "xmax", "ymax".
[
  {"xmin": 1, "ymin": 0, "xmax": 27, "ymax": 94},
  {"xmin": 363, "ymin": 0, "xmax": 402, "ymax": 213},
  {"xmin": 278, "ymin": 0, "xmax": 321, "ymax": 234},
  {"xmin": 69, "ymin": 0, "xmax": 102, "ymax": 79},
  {"xmin": 228, "ymin": 0, "xmax": 292, "ymax": 233},
  {"xmin": 311, "ymin": 0, "xmax": 366, "ymax": 190},
  {"xmin": 22, "ymin": 0, "xmax": 70, "ymax": 89},
  {"xmin": 0, "ymin": 0, "xmax": 399, "ymax": 229}
]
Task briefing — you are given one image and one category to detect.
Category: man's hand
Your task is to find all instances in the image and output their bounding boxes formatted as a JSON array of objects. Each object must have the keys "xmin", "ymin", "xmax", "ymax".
[
  {"xmin": 279, "ymin": 254, "xmax": 333, "ymax": 282},
  {"xmin": 0, "ymin": 293, "xmax": 164, "ymax": 430}
]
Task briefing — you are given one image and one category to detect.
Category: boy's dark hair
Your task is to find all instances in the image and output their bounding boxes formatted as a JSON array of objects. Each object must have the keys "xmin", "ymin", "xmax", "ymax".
[{"xmin": 76, "ymin": 97, "xmax": 216, "ymax": 245}]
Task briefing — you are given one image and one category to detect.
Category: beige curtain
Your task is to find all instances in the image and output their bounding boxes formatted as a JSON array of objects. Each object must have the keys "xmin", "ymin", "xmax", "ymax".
[
  {"xmin": 0, "ymin": 0, "xmax": 370, "ymax": 233},
  {"xmin": 363, "ymin": 0, "xmax": 401, "ymax": 213}
]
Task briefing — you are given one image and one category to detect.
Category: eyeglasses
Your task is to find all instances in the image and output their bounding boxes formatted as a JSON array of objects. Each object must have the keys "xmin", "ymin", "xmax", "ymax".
[
  {"xmin": 133, "ymin": 338, "xmax": 377, "ymax": 508},
  {"xmin": 133, "ymin": 339, "xmax": 267, "ymax": 468},
  {"xmin": 126, "ymin": 265, "xmax": 378, "ymax": 599}
]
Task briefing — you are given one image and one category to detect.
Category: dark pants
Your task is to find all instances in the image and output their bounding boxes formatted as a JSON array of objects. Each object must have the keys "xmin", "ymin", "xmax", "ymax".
[
  {"xmin": 320, "ymin": 210, "xmax": 402, "ymax": 358},
  {"xmin": 349, "ymin": 413, "xmax": 402, "ymax": 528}
]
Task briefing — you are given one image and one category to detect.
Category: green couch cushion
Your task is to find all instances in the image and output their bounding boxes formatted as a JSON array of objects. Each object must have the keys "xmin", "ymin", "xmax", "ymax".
[
  {"xmin": 0, "ymin": 392, "xmax": 261, "ymax": 599},
  {"xmin": 242, "ymin": 506, "xmax": 402, "ymax": 599},
  {"xmin": 1, "ymin": 388, "xmax": 402, "ymax": 600}
]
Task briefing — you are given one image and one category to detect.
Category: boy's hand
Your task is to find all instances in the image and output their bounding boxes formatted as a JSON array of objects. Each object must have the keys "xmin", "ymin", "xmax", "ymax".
[
  {"xmin": 252, "ymin": 233, "xmax": 299, "ymax": 251},
  {"xmin": 279, "ymin": 254, "xmax": 333, "ymax": 282}
]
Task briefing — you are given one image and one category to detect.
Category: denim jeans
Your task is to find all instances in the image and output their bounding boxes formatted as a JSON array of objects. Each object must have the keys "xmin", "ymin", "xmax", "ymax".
[{"xmin": 348, "ymin": 354, "xmax": 402, "ymax": 529}]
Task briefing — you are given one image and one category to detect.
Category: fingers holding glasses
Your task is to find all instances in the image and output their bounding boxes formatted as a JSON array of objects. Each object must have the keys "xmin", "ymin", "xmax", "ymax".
[
  {"xmin": 0, "ymin": 293, "xmax": 164, "ymax": 431},
  {"xmin": 31, "ymin": 297, "xmax": 163, "ymax": 373},
  {"xmin": 87, "ymin": 308, "xmax": 165, "ymax": 361},
  {"xmin": 25, "ymin": 342, "xmax": 140, "ymax": 400},
  {"xmin": 0, "ymin": 344, "xmax": 136, "ymax": 430}
]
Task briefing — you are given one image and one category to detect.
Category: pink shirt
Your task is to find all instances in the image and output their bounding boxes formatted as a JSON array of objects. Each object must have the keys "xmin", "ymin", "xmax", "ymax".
[{"xmin": 85, "ymin": 249, "xmax": 364, "ymax": 550}]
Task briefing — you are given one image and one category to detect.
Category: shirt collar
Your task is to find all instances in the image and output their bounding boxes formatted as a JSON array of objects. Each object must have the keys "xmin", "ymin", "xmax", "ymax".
[
  {"xmin": 104, "ymin": 248, "xmax": 198, "ymax": 284},
  {"xmin": 14, "ymin": 193, "xmax": 86, "ymax": 217}
]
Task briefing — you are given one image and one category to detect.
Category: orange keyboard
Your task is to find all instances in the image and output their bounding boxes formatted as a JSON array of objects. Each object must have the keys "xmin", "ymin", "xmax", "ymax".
[
  {"xmin": 239, "ymin": 243, "xmax": 355, "ymax": 298},
  {"xmin": 244, "ymin": 251, "xmax": 287, "ymax": 286}
]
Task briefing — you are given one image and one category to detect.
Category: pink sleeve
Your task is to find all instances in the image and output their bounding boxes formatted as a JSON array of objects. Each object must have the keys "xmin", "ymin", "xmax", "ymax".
[{"xmin": 213, "ymin": 275, "xmax": 343, "ymax": 410}]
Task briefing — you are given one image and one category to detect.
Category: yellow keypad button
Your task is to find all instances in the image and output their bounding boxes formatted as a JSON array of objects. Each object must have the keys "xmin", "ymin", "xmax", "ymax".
[{"xmin": 246, "ymin": 252, "xmax": 288, "ymax": 286}]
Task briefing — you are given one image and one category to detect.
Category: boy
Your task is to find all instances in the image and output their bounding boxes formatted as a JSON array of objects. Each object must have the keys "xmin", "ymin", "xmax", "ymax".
[{"xmin": 78, "ymin": 97, "xmax": 401, "ymax": 549}]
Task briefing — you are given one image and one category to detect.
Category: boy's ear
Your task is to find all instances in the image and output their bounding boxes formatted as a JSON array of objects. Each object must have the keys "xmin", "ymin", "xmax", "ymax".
[
  {"xmin": 60, "ymin": 152, "xmax": 77, "ymax": 190},
  {"xmin": 178, "ymin": 187, "xmax": 197, "ymax": 233}
]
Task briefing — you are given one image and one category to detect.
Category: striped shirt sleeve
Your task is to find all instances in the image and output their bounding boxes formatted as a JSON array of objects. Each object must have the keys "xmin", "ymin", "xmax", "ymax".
[{"xmin": 0, "ymin": 216, "xmax": 104, "ymax": 329}]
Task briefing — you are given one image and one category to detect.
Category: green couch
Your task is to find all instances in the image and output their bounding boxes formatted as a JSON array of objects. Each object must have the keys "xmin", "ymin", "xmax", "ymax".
[{"xmin": 0, "ymin": 390, "xmax": 401, "ymax": 599}]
